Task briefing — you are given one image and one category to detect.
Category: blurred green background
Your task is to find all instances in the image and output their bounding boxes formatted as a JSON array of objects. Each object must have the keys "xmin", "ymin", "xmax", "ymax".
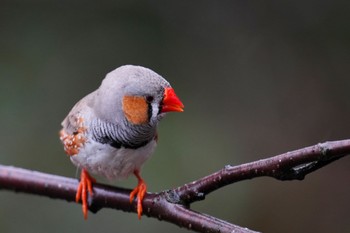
[{"xmin": 1, "ymin": 1, "xmax": 349, "ymax": 233}]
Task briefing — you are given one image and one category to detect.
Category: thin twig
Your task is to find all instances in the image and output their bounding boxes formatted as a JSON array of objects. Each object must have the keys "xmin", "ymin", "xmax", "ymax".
[
  {"xmin": 174, "ymin": 140, "xmax": 350, "ymax": 204},
  {"xmin": 1, "ymin": 139, "xmax": 350, "ymax": 233}
]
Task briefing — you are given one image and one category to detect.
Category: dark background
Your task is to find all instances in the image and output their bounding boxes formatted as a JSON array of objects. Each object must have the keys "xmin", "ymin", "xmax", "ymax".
[{"xmin": 1, "ymin": 1, "xmax": 349, "ymax": 233}]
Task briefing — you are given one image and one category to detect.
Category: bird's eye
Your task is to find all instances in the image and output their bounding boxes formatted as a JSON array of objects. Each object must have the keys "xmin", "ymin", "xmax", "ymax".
[{"xmin": 146, "ymin": 96, "xmax": 154, "ymax": 103}]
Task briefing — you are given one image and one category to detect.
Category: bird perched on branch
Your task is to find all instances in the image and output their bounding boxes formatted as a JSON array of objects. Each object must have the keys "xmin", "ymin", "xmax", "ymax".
[{"xmin": 59, "ymin": 65, "xmax": 184, "ymax": 219}]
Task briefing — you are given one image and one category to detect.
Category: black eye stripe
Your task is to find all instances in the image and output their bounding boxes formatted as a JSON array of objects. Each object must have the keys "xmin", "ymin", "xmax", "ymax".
[
  {"xmin": 147, "ymin": 102, "xmax": 152, "ymax": 121},
  {"xmin": 145, "ymin": 96, "xmax": 154, "ymax": 120}
]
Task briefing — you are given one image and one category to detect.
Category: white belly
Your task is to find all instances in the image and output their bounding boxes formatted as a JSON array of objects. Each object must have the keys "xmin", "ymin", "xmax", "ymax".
[{"xmin": 70, "ymin": 139, "xmax": 157, "ymax": 180}]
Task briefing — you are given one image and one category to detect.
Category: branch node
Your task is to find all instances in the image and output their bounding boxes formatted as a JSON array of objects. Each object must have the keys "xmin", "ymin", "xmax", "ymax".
[
  {"xmin": 164, "ymin": 189, "xmax": 183, "ymax": 204},
  {"xmin": 318, "ymin": 142, "xmax": 330, "ymax": 159}
]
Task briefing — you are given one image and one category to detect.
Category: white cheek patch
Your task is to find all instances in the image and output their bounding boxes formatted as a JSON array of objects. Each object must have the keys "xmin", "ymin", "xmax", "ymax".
[{"xmin": 151, "ymin": 103, "xmax": 159, "ymax": 119}]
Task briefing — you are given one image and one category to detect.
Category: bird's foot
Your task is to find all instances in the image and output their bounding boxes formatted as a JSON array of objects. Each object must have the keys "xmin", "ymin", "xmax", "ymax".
[
  {"xmin": 76, "ymin": 169, "xmax": 96, "ymax": 219},
  {"xmin": 129, "ymin": 170, "xmax": 147, "ymax": 219}
]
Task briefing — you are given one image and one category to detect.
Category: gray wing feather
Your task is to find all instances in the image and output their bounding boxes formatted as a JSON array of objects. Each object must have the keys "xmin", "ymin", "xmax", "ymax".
[{"xmin": 61, "ymin": 91, "xmax": 96, "ymax": 134}]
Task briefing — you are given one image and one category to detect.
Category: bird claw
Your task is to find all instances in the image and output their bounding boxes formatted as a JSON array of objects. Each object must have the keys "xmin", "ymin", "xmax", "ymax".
[
  {"xmin": 129, "ymin": 171, "xmax": 147, "ymax": 219},
  {"xmin": 76, "ymin": 169, "xmax": 96, "ymax": 219}
]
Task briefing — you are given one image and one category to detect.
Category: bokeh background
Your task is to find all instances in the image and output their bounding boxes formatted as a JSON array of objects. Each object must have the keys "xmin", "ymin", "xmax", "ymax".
[{"xmin": 1, "ymin": 1, "xmax": 349, "ymax": 233}]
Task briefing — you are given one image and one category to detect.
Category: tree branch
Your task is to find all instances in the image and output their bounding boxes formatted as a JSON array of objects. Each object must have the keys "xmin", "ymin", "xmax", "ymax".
[
  {"xmin": 0, "ymin": 165, "xmax": 254, "ymax": 233},
  {"xmin": 1, "ymin": 139, "xmax": 350, "ymax": 233},
  {"xmin": 174, "ymin": 140, "xmax": 350, "ymax": 204}
]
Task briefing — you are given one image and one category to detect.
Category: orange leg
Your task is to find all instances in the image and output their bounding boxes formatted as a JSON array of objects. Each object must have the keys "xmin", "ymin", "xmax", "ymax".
[
  {"xmin": 76, "ymin": 169, "xmax": 96, "ymax": 219},
  {"xmin": 129, "ymin": 170, "xmax": 147, "ymax": 219}
]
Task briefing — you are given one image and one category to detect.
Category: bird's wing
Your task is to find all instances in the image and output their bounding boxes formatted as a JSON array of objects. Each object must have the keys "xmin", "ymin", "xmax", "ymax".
[
  {"xmin": 60, "ymin": 91, "xmax": 97, "ymax": 156},
  {"xmin": 61, "ymin": 91, "xmax": 96, "ymax": 134}
]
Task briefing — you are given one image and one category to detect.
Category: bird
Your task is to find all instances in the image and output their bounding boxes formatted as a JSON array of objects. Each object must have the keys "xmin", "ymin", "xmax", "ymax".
[{"xmin": 59, "ymin": 65, "xmax": 184, "ymax": 219}]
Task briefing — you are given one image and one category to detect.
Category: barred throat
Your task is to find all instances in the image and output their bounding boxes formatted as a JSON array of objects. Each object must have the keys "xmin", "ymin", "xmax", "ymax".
[{"xmin": 90, "ymin": 118, "xmax": 156, "ymax": 149}]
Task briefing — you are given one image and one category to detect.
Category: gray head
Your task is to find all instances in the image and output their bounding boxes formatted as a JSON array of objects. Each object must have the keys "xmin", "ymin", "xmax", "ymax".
[{"xmin": 93, "ymin": 65, "xmax": 183, "ymax": 127}]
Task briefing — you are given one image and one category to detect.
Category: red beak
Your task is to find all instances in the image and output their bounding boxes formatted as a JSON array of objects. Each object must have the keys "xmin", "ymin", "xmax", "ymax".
[{"xmin": 161, "ymin": 87, "xmax": 184, "ymax": 113}]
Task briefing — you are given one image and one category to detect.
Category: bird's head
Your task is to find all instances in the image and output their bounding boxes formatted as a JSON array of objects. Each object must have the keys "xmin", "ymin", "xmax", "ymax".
[{"xmin": 94, "ymin": 65, "xmax": 184, "ymax": 127}]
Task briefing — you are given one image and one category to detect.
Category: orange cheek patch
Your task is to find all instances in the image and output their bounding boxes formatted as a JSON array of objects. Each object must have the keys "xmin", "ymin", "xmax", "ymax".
[{"xmin": 122, "ymin": 96, "xmax": 149, "ymax": 125}]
